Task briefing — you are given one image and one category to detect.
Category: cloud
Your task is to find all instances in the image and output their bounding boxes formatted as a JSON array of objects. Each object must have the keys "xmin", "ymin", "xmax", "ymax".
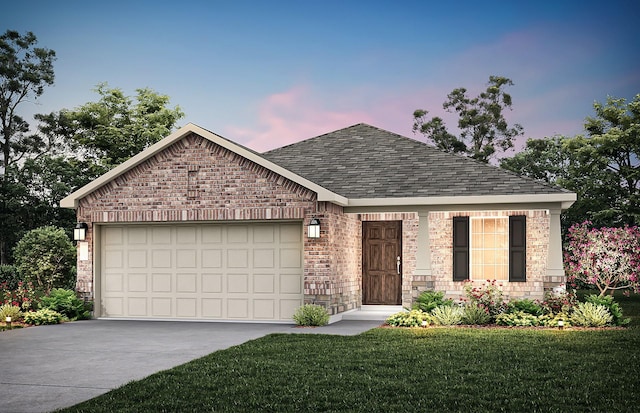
[{"xmin": 225, "ymin": 85, "xmax": 375, "ymax": 152}]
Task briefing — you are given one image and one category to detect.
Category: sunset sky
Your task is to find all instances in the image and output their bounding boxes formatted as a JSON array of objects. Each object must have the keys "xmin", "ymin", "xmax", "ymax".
[{"xmin": 3, "ymin": 0, "xmax": 639, "ymax": 154}]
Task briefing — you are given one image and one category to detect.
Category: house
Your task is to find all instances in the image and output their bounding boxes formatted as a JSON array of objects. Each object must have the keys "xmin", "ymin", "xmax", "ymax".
[{"xmin": 60, "ymin": 123, "xmax": 576, "ymax": 322}]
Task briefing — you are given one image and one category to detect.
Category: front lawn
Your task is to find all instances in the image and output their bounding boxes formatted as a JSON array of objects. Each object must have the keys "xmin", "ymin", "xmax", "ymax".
[{"xmin": 60, "ymin": 294, "xmax": 640, "ymax": 413}]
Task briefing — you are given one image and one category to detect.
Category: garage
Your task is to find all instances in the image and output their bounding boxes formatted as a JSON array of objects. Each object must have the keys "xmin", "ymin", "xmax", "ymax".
[{"xmin": 99, "ymin": 222, "xmax": 303, "ymax": 322}]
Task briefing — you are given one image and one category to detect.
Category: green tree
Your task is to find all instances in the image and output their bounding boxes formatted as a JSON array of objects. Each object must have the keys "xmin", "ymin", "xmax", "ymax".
[
  {"xmin": 501, "ymin": 94, "xmax": 639, "ymax": 229},
  {"xmin": 0, "ymin": 30, "xmax": 56, "ymax": 264},
  {"xmin": 13, "ymin": 226, "xmax": 76, "ymax": 294},
  {"xmin": 413, "ymin": 75, "xmax": 523, "ymax": 162},
  {"xmin": 58, "ymin": 83, "xmax": 185, "ymax": 175}
]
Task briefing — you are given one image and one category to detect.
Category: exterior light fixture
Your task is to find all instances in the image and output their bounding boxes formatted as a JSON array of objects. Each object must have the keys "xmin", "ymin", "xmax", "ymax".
[
  {"xmin": 5, "ymin": 316, "xmax": 11, "ymax": 329},
  {"xmin": 308, "ymin": 218, "xmax": 321, "ymax": 239},
  {"xmin": 558, "ymin": 320, "xmax": 564, "ymax": 329},
  {"xmin": 74, "ymin": 222, "xmax": 89, "ymax": 241}
]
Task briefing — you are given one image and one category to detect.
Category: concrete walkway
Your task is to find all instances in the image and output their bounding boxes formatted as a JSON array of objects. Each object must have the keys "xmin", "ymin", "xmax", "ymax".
[{"xmin": 0, "ymin": 319, "xmax": 381, "ymax": 413}]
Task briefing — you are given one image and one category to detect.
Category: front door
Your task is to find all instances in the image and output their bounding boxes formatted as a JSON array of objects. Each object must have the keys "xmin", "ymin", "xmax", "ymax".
[{"xmin": 363, "ymin": 221, "xmax": 402, "ymax": 305}]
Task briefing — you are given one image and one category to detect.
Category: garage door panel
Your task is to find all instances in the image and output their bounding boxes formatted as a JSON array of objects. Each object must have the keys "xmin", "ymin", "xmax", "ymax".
[
  {"xmin": 103, "ymin": 297, "xmax": 124, "ymax": 316},
  {"xmin": 177, "ymin": 273, "xmax": 197, "ymax": 293},
  {"xmin": 202, "ymin": 249, "xmax": 222, "ymax": 268},
  {"xmin": 152, "ymin": 273, "xmax": 172, "ymax": 292},
  {"xmin": 128, "ymin": 298, "xmax": 147, "ymax": 316},
  {"xmin": 177, "ymin": 226, "xmax": 197, "ymax": 244},
  {"xmin": 152, "ymin": 298, "xmax": 172, "ymax": 317},
  {"xmin": 101, "ymin": 223, "xmax": 302, "ymax": 321},
  {"xmin": 104, "ymin": 273, "xmax": 124, "ymax": 292},
  {"xmin": 104, "ymin": 227, "xmax": 123, "ymax": 245},
  {"xmin": 104, "ymin": 250, "xmax": 123, "ymax": 269},
  {"xmin": 280, "ymin": 274, "xmax": 302, "ymax": 294},
  {"xmin": 228, "ymin": 226, "xmax": 248, "ymax": 243},
  {"xmin": 254, "ymin": 274, "xmax": 275, "ymax": 293},
  {"xmin": 228, "ymin": 273, "xmax": 249, "ymax": 293},
  {"xmin": 202, "ymin": 273, "xmax": 223, "ymax": 293},
  {"xmin": 254, "ymin": 249, "xmax": 275, "ymax": 268},
  {"xmin": 176, "ymin": 249, "xmax": 197, "ymax": 268},
  {"xmin": 152, "ymin": 250, "xmax": 172, "ymax": 268},
  {"xmin": 280, "ymin": 299, "xmax": 302, "ymax": 319},
  {"xmin": 254, "ymin": 299, "xmax": 275, "ymax": 319},
  {"xmin": 254, "ymin": 225, "xmax": 275, "ymax": 243},
  {"xmin": 227, "ymin": 299, "xmax": 248, "ymax": 318},
  {"xmin": 202, "ymin": 226, "xmax": 222, "ymax": 243},
  {"xmin": 128, "ymin": 273, "xmax": 147, "ymax": 292},
  {"xmin": 128, "ymin": 227, "xmax": 147, "ymax": 244},
  {"xmin": 177, "ymin": 298, "xmax": 197, "ymax": 317},
  {"xmin": 202, "ymin": 298, "xmax": 222, "ymax": 317},
  {"xmin": 128, "ymin": 250, "xmax": 147, "ymax": 268},
  {"xmin": 227, "ymin": 249, "xmax": 248, "ymax": 268},
  {"xmin": 152, "ymin": 227, "xmax": 171, "ymax": 244},
  {"xmin": 280, "ymin": 249, "xmax": 302, "ymax": 268}
]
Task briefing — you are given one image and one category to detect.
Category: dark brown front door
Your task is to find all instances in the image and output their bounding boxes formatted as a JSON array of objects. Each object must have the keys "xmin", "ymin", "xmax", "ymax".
[{"xmin": 363, "ymin": 221, "xmax": 402, "ymax": 305}]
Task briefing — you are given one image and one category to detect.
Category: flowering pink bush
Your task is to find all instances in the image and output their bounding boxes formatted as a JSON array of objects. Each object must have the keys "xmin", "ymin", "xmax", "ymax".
[
  {"xmin": 462, "ymin": 280, "xmax": 505, "ymax": 316},
  {"xmin": 1, "ymin": 281, "xmax": 41, "ymax": 311},
  {"xmin": 564, "ymin": 222, "xmax": 640, "ymax": 296}
]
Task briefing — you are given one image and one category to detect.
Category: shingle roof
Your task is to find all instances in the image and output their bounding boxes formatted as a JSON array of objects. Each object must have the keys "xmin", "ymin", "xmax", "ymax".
[{"xmin": 262, "ymin": 123, "xmax": 569, "ymax": 199}]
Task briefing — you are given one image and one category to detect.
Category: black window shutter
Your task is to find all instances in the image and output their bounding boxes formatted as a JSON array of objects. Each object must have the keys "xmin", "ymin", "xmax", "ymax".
[
  {"xmin": 453, "ymin": 216, "xmax": 470, "ymax": 281},
  {"xmin": 509, "ymin": 215, "xmax": 527, "ymax": 282}
]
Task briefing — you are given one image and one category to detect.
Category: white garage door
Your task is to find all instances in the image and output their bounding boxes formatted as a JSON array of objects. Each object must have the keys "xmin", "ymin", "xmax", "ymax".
[{"xmin": 100, "ymin": 222, "xmax": 303, "ymax": 321}]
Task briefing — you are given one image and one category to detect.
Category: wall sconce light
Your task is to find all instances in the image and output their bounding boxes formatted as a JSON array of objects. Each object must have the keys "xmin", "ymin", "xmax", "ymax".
[
  {"xmin": 308, "ymin": 218, "xmax": 321, "ymax": 239},
  {"xmin": 74, "ymin": 222, "xmax": 88, "ymax": 241}
]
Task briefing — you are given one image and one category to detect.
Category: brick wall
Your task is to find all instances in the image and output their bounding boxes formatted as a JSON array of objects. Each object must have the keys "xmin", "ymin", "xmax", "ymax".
[
  {"xmin": 303, "ymin": 202, "xmax": 361, "ymax": 315},
  {"xmin": 428, "ymin": 210, "xmax": 551, "ymax": 301},
  {"xmin": 75, "ymin": 133, "xmax": 318, "ymax": 299}
]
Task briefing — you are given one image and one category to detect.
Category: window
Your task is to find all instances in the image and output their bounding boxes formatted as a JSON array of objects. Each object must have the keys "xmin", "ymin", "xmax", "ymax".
[
  {"xmin": 471, "ymin": 217, "xmax": 508, "ymax": 280},
  {"xmin": 453, "ymin": 215, "xmax": 526, "ymax": 282}
]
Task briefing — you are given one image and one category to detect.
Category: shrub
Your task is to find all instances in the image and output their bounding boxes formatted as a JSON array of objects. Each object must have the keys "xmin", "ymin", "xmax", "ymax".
[
  {"xmin": 0, "ymin": 304, "xmax": 23, "ymax": 322},
  {"xmin": 463, "ymin": 280, "xmax": 505, "ymax": 316},
  {"xmin": 541, "ymin": 290, "xmax": 577, "ymax": 315},
  {"xmin": 461, "ymin": 303, "xmax": 492, "ymax": 325},
  {"xmin": 496, "ymin": 311, "xmax": 541, "ymax": 327},
  {"xmin": 584, "ymin": 294, "xmax": 630, "ymax": 326},
  {"xmin": 538, "ymin": 312, "xmax": 571, "ymax": 328},
  {"xmin": 506, "ymin": 298, "xmax": 543, "ymax": 316},
  {"xmin": 0, "ymin": 265, "xmax": 22, "ymax": 291},
  {"xmin": 2, "ymin": 281, "xmax": 42, "ymax": 311},
  {"xmin": 412, "ymin": 290, "xmax": 453, "ymax": 312},
  {"xmin": 293, "ymin": 304, "xmax": 329, "ymax": 326},
  {"xmin": 386, "ymin": 310, "xmax": 430, "ymax": 327},
  {"xmin": 570, "ymin": 302, "xmax": 613, "ymax": 327},
  {"xmin": 13, "ymin": 226, "xmax": 76, "ymax": 294},
  {"xmin": 23, "ymin": 308, "xmax": 66, "ymax": 326},
  {"xmin": 431, "ymin": 305, "xmax": 463, "ymax": 326},
  {"xmin": 564, "ymin": 222, "xmax": 640, "ymax": 296},
  {"xmin": 39, "ymin": 288, "xmax": 91, "ymax": 320}
]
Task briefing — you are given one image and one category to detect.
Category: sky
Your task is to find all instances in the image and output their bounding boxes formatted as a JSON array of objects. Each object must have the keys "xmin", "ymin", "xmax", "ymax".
[{"xmin": 3, "ymin": 0, "xmax": 639, "ymax": 154}]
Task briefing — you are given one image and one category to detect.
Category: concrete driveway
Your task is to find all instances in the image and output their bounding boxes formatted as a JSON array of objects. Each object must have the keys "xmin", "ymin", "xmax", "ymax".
[{"xmin": 0, "ymin": 319, "xmax": 381, "ymax": 413}]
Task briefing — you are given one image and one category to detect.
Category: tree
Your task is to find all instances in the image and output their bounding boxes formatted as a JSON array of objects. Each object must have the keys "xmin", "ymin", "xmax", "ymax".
[
  {"xmin": 501, "ymin": 94, "xmax": 639, "ymax": 229},
  {"xmin": 13, "ymin": 226, "xmax": 76, "ymax": 294},
  {"xmin": 0, "ymin": 30, "xmax": 56, "ymax": 264},
  {"xmin": 58, "ymin": 83, "xmax": 185, "ymax": 174},
  {"xmin": 564, "ymin": 222, "xmax": 640, "ymax": 296},
  {"xmin": 0, "ymin": 30, "xmax": 56, "ymax": 172},
  {"xmin": 413, "ymin": 75, "xmax": 524, "ymax": 162}
]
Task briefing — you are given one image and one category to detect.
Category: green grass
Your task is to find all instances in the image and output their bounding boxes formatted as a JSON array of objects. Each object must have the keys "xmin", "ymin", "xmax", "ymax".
[{"xmin": 60, "ymin": 293, "xmax": 640, "ymax": 413}]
